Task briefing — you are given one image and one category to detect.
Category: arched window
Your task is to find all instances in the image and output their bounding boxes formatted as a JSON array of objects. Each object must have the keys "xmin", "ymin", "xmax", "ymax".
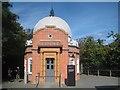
[{"xmin": 28, "ymin": 58, "xmax": 32, "ymax": 74}]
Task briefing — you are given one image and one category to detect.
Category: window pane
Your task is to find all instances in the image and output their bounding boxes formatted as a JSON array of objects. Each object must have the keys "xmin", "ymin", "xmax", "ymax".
[
  {"xmin": 30, "ymin": 64, "xmax": 32, "ymax": 72},
  {"xmin": 47, "ymin": 65, "xmax": 49, "ymax": 69},
  {"xmin": 47, "ymin": 60, "xmax": 49, "ymax": 64},
  {"xmin": 51, "ymin": 65, "xmax": 54, "ymax": 69},
  {"xmin": 51, "ymin": 60, "xmax": 53, "ymax": 64},
  {"xmin": 30, "ymin": 60, "xmax": 32, "ymax": 63},
  {"xmin": 69, "ymin": 57, "xmax": 74, "ymax": 65}
]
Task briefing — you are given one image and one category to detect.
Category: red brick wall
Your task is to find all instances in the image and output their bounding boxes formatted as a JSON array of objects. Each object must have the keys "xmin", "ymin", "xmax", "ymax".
[
  {"xmin": 32, "ymin": 27, "xmax": 69, "ymax": 83},
  {"xmin": 24, "ymin": 53, "xmax": 32, "ymax": 72},
  {"xmin": 69, "ymin": 46, "xmax": 79, "ymax": 53},
  {"xmin": 33, "ymin": 28, "xmax": 68, "ymax": 48},
  {"xmin": 28, "ymin": 74, "xmax": 32, "ymax": 82},
  {"xmin": 60, "ymin": 50, "xmax": 69, "ymax": 82},
  {"xmin": 24, "ymin": 27, "xmax": 80, "ymax": 84}
]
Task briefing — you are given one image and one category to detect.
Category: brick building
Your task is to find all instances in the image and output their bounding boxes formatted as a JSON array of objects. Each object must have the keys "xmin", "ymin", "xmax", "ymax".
[{"xmin": 24, "ymin": 8, "xmax": 80, "ymax": 84}]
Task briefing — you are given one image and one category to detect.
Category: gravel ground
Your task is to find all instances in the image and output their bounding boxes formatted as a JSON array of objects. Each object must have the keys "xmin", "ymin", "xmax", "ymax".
[{"xmin": 2, "ymin": 74, "xmax": 120, "ymax": 89}]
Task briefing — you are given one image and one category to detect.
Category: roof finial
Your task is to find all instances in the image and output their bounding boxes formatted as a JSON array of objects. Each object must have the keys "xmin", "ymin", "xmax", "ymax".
[{"xmin": 49, "ymin": 3, "xmax": 54, "ymax": 16}]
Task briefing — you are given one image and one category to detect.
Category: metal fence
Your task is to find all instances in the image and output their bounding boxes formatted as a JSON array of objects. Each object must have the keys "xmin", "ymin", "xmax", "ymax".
[{"xmin": 82, "ymin": 69, "xmax": 120, "ymax": 77}]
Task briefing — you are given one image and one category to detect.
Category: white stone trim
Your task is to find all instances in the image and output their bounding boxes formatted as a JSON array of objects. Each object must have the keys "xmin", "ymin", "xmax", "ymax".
[
  {"xmin": 48, "ymin": 34, "xmax": 53, "ymax": 38},
  {"xmin": 77, "ymin": 59, "xmax": 80, "ymax": 74},
  {"xmin": 25, "ymin": 40, "xmax": 32, "ymax": 46},
  {"xmin": 24, "ymin": 59, "xmax": 27, "ymax": 84},
  {"xmin": 28, "ymin": 58, "xmax": 32, "ymax": 74},
  {"xmin": 40, "ymin": 40, "xmax": 61, "ymax": 42},
  {"xmin": 62, "ymin": 48, "xmax": 69, "ymax": 50}
]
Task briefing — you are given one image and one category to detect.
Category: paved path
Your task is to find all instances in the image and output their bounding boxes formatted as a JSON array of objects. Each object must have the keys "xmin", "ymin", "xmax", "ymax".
[
  {"xmin": 62, "ymin": 74, "xmax": 119, "ymax": 88},
  {"xmin": 2, "ymin": 74, "xmax": 120, "ymax": 88}
]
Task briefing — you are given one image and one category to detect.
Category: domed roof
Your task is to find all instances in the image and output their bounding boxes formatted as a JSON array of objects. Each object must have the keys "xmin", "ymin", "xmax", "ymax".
[{"xmin": 33, "ymin": 16, "xmax": 72, "ymax": 37}]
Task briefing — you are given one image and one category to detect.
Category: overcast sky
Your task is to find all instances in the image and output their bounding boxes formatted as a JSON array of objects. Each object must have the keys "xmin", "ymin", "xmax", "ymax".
[{"xmin": 10, "ymin": 2, "xmax": 118, "ymax": 44}]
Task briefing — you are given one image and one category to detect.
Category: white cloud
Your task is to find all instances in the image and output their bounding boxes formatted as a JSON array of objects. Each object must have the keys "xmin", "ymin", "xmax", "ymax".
[
  {"xmin": 96, "ymin": 33, "xmax": 102, "ymax": 36},
  {"xmin": 75, "ymin": 28, "xmax": 108, "ymax": 38},
  {"xmin": 73, "ymin": 27, "xmax": 118, "ymax": 39}
]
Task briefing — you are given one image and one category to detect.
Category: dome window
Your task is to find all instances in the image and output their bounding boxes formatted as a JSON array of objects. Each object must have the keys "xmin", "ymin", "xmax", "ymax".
[{"xmin": 48, "ymin": 34, "xmax": 53, "ymax": 38}]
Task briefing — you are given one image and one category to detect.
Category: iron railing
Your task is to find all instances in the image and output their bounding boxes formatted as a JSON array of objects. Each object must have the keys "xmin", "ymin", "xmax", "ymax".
[{"xmin": 82, "ymin": 69, "xmax": 120, "ymax": 77}]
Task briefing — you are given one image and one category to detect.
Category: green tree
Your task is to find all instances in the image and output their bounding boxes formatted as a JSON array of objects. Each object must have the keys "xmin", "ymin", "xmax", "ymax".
[
  {"xmin": 26, "ymin": 28, "xmax": 33, "ymax": 40},
  {"xmin": 2, "ymin": 2, "xmax": 27, "ymax": 79},
  {"xmin": 80, "ymin": 36, "xmax": 98, "ymax": 69},
  {"xmin": 79, "ymin": 31, "xmax": 120, "ymax": 71},
  {"xmin": 105, "ymin": 31, "xmax": 120, "ymax": 69}
]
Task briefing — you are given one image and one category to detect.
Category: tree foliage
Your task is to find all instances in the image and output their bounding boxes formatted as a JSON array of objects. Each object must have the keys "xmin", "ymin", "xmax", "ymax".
[
  {"xmin": 25, "ymin": 28, "xmax": 33, "ymax": 40},
  {"xmin": 79, "ymin": 31, "xmax": 120, "ymax": 70},
  {"xmin": 2, "ymin": 2, "xmax": 27, "ymax": 56},
  {"xmin": 2, "ymin": 2, "xmax": 28, "ymax": 79},
  {"xmin": 105, "ymin": 31, "xmax": 120, "ymax": 69}
]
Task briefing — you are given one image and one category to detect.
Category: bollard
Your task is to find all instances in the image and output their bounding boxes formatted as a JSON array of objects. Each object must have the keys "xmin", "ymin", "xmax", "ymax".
[
  {"xmin": 110, "ymin": 70, "xmax": 112, "ymax": 77},
  {"xmin": 97, "ymin": 70, "xmax": 99, "ymax": 76},
  {"xmin": 87, "ymin": 70, "xmax": 89, "ymax": 75},
  {"xmin": 81, "ymin": 64, "xmax": 83, "ymax": 74}
]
